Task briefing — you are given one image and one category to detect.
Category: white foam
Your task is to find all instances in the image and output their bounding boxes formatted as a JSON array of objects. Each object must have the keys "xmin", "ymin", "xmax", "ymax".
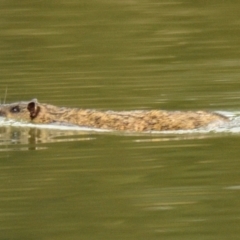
[{"xmin": 0, "ymin": 117, "xmax": 109, "ymax": 132}]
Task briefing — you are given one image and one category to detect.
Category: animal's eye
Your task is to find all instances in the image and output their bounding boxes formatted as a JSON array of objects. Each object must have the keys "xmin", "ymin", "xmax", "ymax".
[{"xmin": 10, "ymin": 106, "xmax": 20, "ymax": 113}]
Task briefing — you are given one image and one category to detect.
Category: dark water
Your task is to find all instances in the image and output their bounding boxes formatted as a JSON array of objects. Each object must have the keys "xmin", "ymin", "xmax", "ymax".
[{"xmin": 1, "ymin": 1, "xmax": 240, "ymax": 239}]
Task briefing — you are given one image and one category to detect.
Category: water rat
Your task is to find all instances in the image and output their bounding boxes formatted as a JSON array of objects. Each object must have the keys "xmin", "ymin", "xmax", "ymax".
[{"xmin": 0, "ymin": 99, "xmax": 228, "ymax": 131}]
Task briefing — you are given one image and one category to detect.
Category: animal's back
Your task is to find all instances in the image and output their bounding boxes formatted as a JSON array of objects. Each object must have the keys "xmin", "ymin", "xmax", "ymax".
[
  {"xmin": 73, "ymin": 109, "xmax": 227, "ymax": 131},
  {"xmin": 0, "ymin": 99, "xmax": 228, "ymax": 132}
]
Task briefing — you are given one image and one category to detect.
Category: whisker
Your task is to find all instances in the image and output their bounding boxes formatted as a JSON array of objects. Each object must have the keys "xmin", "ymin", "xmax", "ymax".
[{"xmin": 3, "ymin": 87, "xmax": 8, "ymax": 104}]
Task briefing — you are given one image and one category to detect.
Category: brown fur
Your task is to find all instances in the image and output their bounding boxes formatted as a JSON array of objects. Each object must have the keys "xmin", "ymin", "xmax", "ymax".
[{"xmin": 0, "ymin": 99, "xmax": 228, "ymax": 132}]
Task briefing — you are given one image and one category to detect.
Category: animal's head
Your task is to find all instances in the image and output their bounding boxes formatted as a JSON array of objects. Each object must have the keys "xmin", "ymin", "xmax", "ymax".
[{"xmin": 0, "ymin": 99, "xmax": 41, "ymax": 122}]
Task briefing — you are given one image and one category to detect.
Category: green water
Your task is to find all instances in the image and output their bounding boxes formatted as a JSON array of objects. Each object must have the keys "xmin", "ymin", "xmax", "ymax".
[{"xmin": 1, "ymin": 1, "xmax": 240, "ymax": 239}]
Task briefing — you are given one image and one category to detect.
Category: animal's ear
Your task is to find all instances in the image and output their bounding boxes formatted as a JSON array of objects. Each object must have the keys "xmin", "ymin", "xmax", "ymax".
[{"xmin": 27, "ymin": 100, "xmax": 40, "ymax": 120}]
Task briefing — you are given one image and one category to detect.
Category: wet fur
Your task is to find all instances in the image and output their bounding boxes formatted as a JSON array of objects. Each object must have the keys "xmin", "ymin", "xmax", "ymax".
[{"xmin": 0, "ymin": 99, "xmax": 228, "ymax": 132}]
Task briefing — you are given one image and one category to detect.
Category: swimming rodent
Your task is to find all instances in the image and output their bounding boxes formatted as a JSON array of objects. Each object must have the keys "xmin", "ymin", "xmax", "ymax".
[{"xmin": 0, "ymin": 99, "xmax": 228, "ymax": 131}]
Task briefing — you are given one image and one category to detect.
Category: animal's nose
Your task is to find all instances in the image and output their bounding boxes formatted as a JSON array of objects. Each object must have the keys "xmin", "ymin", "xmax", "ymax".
[{"xmin": 0, "ymin": 108, "xmax": 4, "ymax": 116}]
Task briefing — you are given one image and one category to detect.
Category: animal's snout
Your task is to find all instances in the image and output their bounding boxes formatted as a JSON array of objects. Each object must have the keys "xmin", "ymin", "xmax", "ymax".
[{"xmin": 0, "ymin": 106, "xmax": 6, "ymax": 117}]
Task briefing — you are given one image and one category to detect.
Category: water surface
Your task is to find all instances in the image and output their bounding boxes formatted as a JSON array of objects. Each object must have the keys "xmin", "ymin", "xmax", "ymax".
[{"xmin": 0, "ymin": 1, "xmax": 240, "ymax": 239}]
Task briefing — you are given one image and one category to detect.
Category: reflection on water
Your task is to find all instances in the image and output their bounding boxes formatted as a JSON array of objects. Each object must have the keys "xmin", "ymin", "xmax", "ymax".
[{"xmin": 0, "ymin": 125, "xmax": 95, "ymax": 151}]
